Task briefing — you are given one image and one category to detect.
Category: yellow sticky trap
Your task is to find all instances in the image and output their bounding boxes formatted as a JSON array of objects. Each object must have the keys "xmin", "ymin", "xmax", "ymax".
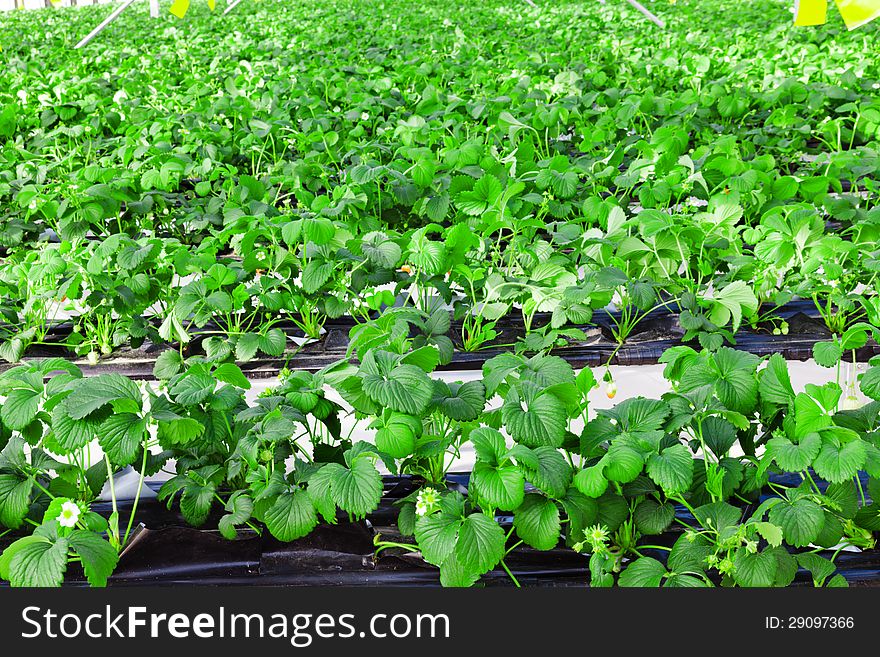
[
  {"xmin": 208, "ymin": 0, "xmax": 216, "ymax": 10},
  {"xmin": 794, "ymin": 0, "xmax": 828, "ymax": 25},
  {"xmin": 834, "ymin": 0, "xmax": 880, "ymax": 28},
  {"xmin": 170, "ymin": 0, "xmax": 191, "ymax": 18}
]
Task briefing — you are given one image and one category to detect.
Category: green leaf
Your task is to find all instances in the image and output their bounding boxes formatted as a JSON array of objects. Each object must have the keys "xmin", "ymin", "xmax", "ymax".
[
  {"xmin": 633, "ymin": 499, "xmax": 675, "ymax": 535},
  {"xmin": 824, "ymin": 481, "xmax": 859, "ymax": 519},
  {"xmin": 66, "ymin": 374, "xmax": 141, "ymax": 419},
  {"xmin": 646, "ymin": 444, "xmax": 694, "ymax": 495},
  {"xmin": 766, "ymin": 433, "xmax": 821, "ymax": 472},
  {"xmin": 470, "ymin": 426, "xmax": 507, "ymax": 463},
  {"xmin": 258, "ymin": 329, "xmax": 287, "ymax": 356},
  {"xmin": 414, "ymin": 513, "xmax": 460, "ymax": 566},
  {"xmin": 400, "ymin": 345, "xmax": 440, "ymax": 373},
  {"xmin": 171, "ymin": 372, "xmax": 216, "ymax": 405},
  {"xmin": 471, "ymin": 463, "xmax": 524, "ymax": 511},
  {"xmin": 502, "ymin": 382, "xmax": 567, "ymax": 448},
  {"xmin": 157, "ymin": 417, "xmax": 205, "ymax": 445},
  {"xmin": 361, "ymin": 352, "xmax": 433, "ymax": 416},
  {"xmin": 855, "ymin": 503, "xmax": 880, "ymax": 531},
  {"xmin": 712, "ymin": 348, "xmax": 759, "ymax": 414},
  {"xmin": 768, "ymin": 497, "xmax": 825, "ymax": 547},
  {"xmin": 668, "ymin": 533, "xmax": 713, "ymax": 573},
  {"xmin": 218, "ymin": 495, "xmax": 255, "ymax": 540},
  {"xmin": 523, "ymin": 446, "xmax": 572, "ymax": 498},
  {"xmin": 303, "ymin": 216, "xmax": 335, "ymax": 245},
  {"xmin": 264, "ymin": 490, "xmax": 318, "ymax": 541},
  {"xmin": 702, "ymin": 416, "xmax": 737, "ymax": 457},
  {"xmin": 180, "ymin": 481, "xmax": 216, "ymax": 526},
  {"xmin": 813, "ymin": 341, "xmax": 843, "ymax": 368},
  {"xmin": 619, "ymin": 557, "xmax": 666, "ymax": 587},
  {"xmin": 456, "ymin": 175, "xmax": 502, "ymax": 215},
  {"xmin": 827, "ymin": 574, "xmax": 849, "ymax": 588},
  {"xmin": 814, "ymin": 511, "xmax": 844, "ymax": 548},
  {"xmin": 794, "ymin": 386, "xmax": 838, "ymax": 438},
  {"xmin": 0, "ymin": 535, "xmax": 42, "ymax": 580},
  {"xmin": 50, "ymin": 399, "xmax": 106, "ymax": 453},
  {"xmin": 438, "ymin": 549, "xmax": 480, "ymax": 587},
  {"xmin": 733, "ymin": 547, "xmax": 777, "ymax": 587},
  {"xmin": 235, "ymin": 334, "xmax": 260, "ymax": 362},
  {"xmin": 860, "ymin": 365, "xmax": 880, "ymax": 401},
  {"xmin": 1, "ymin": 387, "xmax": 41, "ymax": 431},
  {"xmin": 214, "ymin": 363, "xmax": 251, "ymax": 389},
  {"xmin": 693, "ymin": 501, "xmax": 741, "ymax": 534},
  {"xmin": 305, "ymin": 466, "xmax": 338, "ymax": 524},
  {"xmin": 601, "ymin": 444, "xmax": 644, "ymax": 484},
  {"xmin": 328, "ymin": 458, "xmax": 382, "ymax": 517},
  {"xmin": 68, "ymin": 530, "xmax": 118, "ymax": 587},
  {"xmin": 753, "ymin": 521, "xmax": 783, "ymax": 548},
  {"xmin": 425, "ymin": 194, "xmax": 450, "ymax": 222},
  {"xmin": 664, "ymin": 573, "xmax": 711, "ymax": 587},
  {"xmin": 397, "ymin": 503, "xmax": 417, "ymax": 537},
  {"xmin": 708, "ymin": 280, "xmax": 757, "ymax": 333},
  {"xmin": 0, "ymin": 475, "xmax": 32, "ymax": 529},
  {"xmin": 796, "ymin": 552, "xmax": 837, "ymax": 586},
  {"xmin": 153, "ymin": 350, "xmax": 184, "ymax": 379},
  {"xmin": 432, "ymin": 380, "xmax": 485, "ymax": 421},
  {"xmin": 2, "ymin": 535, "xmax": 68, "ymax": 587},
  {"xmin": 813, "ymin": 439, "xmax": 867, "ymax": 483},
  {"xmin": 513, "ymin": 494, "xmax": 560, "ymax": 550},
  {"xmin": 605, "ymin": 397, "xmax": 669, "ymax": 433},
  {"xmin": 593, "ymin": 490, "xmax": 628, "ymax": 532},
  {"xmin": 769, "ymin": 545, "xmax": 798, "ymax": 586},
  {"xmin": 454, "ymin": 512, "xmax": 505, "ymax": 574},
  {"xmin": 361, "ymin": 233, "xmax": 402, "ymax": 269},
  {"xmin": 99, "ymin": 413, "xmax": 146, "ymax": 465},
  {"xmin": 759, "ymin": 354, "xmax": 795, "ymax": 405},
  {"xmin": 573, "ymin": 465, "xmax": 609, "ymax": 498},
  {"xmin": 302, "ymin": 261, "xmax": 334, "ymax": 294},
  {"xmin": 375, "ymin": 415, "xmax": 417, "ymax": 459}
]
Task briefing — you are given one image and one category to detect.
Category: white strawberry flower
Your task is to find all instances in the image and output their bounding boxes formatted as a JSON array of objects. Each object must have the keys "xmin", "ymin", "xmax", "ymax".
[
  {"xmin": 415, "ymin": 487, "xmax": 440, "ymax": 516},
  {"xmin": 58, "ymin": 501, "xmax": 80, "ymax": 528}
]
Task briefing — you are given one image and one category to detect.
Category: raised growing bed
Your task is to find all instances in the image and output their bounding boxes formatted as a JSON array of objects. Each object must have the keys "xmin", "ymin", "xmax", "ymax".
[
  {"xmin": 3, "ymin": 474, "xmax": 876, "ymax": 588},
  {"xmin": 2, "ymin": 299, "xmax": 870, "ymax": 381}
]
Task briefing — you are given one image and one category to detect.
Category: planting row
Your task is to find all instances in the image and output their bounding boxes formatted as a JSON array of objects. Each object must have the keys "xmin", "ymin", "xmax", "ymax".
[
  {"xmin": 1, "ymin": 0, "xmax": 879, "ymax": 369},
  {"xmin": 0, "ymin": 0, "xmax": 877, "ymax": 254},
  {"xmin": 2, "ymin": 201, "xmax": 880, "ymax": 372},
  {"xmin": 3, "ymin": 335, "xmax": 880, "ymax": 587}
]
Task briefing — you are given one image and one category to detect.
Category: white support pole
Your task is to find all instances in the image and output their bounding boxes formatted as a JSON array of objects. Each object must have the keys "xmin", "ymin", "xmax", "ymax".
[
  {"xmin": 223, "ymin": 0, "xmax": 243, "ymax": 15},
  {"xmin": 75, "ymin": 0, "xmax": 138, "ymax": 49},
  {"xmin": 149, "ymin": 0, "xmax": 159, "ymax": 17},
  {"xmin": 624, "ymin": 0, "xmax": 665, "ymax": 27}
]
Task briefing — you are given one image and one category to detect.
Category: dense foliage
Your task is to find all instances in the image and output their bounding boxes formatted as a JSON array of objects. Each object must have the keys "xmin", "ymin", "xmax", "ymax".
[{"xmin": 0, "ymin": 0, "xmax": 878, "ymax": 587}]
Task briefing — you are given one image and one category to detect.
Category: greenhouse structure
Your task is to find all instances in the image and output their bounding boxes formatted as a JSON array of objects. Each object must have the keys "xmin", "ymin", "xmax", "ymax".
[{"xmin": 0, "ymin": 0, "xmax": 879, "ymax": 593}]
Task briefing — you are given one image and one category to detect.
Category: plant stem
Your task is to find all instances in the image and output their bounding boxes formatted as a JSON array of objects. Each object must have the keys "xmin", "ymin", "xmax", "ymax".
[
  {"xmin": 499, "ymin": 559, "xmax": 521, "ymax": 588},
  {"xmin": 122, "ymin": 446, "xmax": 149, "ymax": 548}
]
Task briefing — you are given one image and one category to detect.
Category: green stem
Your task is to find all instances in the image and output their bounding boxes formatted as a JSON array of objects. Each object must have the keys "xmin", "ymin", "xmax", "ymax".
[
  {"xmin": 500, "ymin": 559, "xmax": 521, "ymax": 588},
  {"xmin": 374, "ymin": 540, "xmax": 419, "ymax": 556},
  {"xmin": 121, "ymin": 447, "xmax": 149, "ymax": 548},
  {"xmin": 104, "ymin": 455, "xmax": 120, "ymax": 549}
]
